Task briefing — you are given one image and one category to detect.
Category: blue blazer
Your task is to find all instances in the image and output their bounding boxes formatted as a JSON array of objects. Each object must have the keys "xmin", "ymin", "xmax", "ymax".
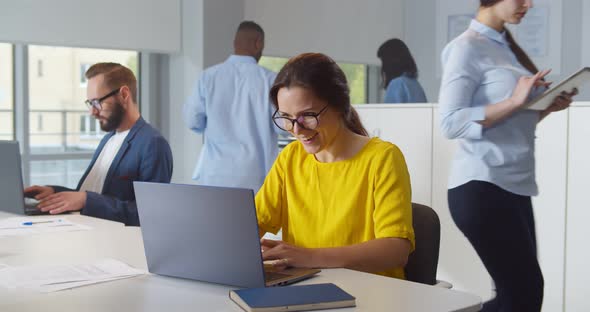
[{"xmin": 52, "ymin": 117, "xmax": 173, "ymax": 226}]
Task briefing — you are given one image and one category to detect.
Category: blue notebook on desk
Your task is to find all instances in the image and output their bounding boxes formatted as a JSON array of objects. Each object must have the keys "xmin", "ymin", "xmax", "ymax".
[{"xmin": 229, "ymin": 283, "xmax": 356, "ymax": 312}]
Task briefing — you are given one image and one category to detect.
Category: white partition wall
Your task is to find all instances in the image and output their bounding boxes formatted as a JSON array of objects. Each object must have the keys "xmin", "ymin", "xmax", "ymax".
[
  {"xmin": 355, "ymin": 103, "xmax": 590, "ymax": 312},
  {"xmin": 432, "ymin": 108, "xmax": 494, "ymax": 301},
  {"xmin": 564, "ymin": 105, "xmax": 590, "ymax": 312},
  {"xmin": 355, "ymin": 104, "xmax": 433, "ymax": 206},
  {"xmin": 532, "ymin": 110, "xmax": 569, "ymax": 312}
]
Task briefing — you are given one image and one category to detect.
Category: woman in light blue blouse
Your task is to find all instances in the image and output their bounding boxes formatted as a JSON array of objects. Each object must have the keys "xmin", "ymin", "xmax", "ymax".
[
  {"xmin": 438, "ymin": 0, "xmax": 577, "ymax": 311},
  {"xmin": 377, "ymin": 38, "xmax": 427, "ymax": 103}
]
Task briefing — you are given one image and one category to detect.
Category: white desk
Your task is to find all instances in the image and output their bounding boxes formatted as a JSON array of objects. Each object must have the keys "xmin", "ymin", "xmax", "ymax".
[
  {"xmin": 0, "ymin": 216, "xmax": 481, "ymax": 312},
  {"xmin": 0, "ymin": 211, "xmax": 125, "ymax": 231}
]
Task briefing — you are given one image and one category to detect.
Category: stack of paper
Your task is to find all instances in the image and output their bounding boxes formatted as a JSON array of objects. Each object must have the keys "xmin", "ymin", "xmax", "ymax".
[
  {"xmin": 0, "ymin": 259, "xmax": 146, "ymax": 292},
  {"xmin": 0, "ymin": 217, "xmax": 91, "ymax": 237}
]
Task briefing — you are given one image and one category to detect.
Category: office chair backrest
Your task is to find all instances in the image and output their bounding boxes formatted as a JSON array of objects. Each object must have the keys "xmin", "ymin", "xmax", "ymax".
[{"xmin": 405, "ymin": 203, "xmax": 440, "ymax": 285}]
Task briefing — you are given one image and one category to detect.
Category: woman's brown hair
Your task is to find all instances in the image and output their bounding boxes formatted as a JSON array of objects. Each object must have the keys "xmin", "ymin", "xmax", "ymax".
[
  {"xmin": 480, "ymin": 0, "xmax": 539, "ymax": 74},
  {"xmin": 269, "ymin": 53, "xmax": 368, "ymax": 136}
]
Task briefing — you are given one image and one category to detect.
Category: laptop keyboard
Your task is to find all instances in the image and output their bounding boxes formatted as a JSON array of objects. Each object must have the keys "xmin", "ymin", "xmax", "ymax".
[
  {"xmin": 24, "ymin": 199, "xmax": 44, "ymax": 215},
  {"xmin": 265, "ymin": 271, "xmax": 291, "ymax": 282}
]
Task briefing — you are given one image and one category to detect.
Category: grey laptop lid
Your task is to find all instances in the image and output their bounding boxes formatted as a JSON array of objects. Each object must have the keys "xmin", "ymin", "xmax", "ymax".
[
  {"xmin": 0, "ymin": 141, "xmax": 27, "ymax": 215},
  {"xmin": 134, "ymin": 182, "xmax": 266, "ymax": 288}
]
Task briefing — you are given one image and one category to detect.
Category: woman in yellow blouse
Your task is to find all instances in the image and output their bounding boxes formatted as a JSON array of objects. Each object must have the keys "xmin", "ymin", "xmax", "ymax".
[{"xmin": 256, "ymin": 53, "xmax": 414, "ymax": 279}]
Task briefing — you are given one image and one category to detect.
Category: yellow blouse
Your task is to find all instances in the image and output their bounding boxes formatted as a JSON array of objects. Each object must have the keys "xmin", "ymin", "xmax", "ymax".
[{"xmin": 255, "ymin": 137, "xmax": 415, "ymax": 279}]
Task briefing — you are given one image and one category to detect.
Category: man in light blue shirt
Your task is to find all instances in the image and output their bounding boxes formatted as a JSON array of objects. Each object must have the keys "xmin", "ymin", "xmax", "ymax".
[{"xmin": 183, "ymin": 21, "xmax": 278, "ymax": 192}]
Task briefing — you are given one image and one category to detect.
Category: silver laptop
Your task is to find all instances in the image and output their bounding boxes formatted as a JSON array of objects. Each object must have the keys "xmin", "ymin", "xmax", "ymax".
[
  {"xmin": 134, "ymin": 182, "xmax": 320, "ymax": 288},
  {"xmin": 0, "ymin": 141, "xmax": 47, "ymax": 216}
]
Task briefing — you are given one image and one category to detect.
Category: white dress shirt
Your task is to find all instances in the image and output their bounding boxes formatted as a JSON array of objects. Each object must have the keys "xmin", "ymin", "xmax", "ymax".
[
  {"xmin": 79, "ymin": 130, "xmax": 130, "ymax": 193},
  {"xmin": 438, "ymin": 19, "xmax": 545, "ymax": 196}
]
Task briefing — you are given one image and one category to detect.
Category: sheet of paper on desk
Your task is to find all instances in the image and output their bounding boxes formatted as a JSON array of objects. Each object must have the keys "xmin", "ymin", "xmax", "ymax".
[
  {"xmin": 0, "ymin": 217, "xmax": 91, "ymax": 237},
  {"xmin": 0, "ymin": 259, "xmax": 146, "ymax": 293},
  {"xmin": 39, "ymin": 275, "xmax": 139, "ymax": 293}
]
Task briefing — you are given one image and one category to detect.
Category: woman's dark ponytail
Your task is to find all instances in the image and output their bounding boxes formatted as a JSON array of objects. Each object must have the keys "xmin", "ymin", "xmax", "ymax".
[{"xmin": 504, "ymin": 29, "xmax": 539, "ymax": 74}]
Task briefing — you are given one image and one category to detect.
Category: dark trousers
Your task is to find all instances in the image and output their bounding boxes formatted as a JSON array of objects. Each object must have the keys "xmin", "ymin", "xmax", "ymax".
[{"xmin": 448, "ymin": 180, "xmax": 544, "ymax": 312}]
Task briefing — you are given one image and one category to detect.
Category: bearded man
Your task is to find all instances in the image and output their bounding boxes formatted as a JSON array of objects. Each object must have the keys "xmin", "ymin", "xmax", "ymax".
[{"xmin": 24, "ymin": 62, "xmax": 173, "ymax": 226}]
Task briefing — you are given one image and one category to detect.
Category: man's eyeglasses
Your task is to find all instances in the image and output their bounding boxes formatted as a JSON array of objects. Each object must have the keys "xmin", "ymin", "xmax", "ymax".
[
  {"xmin": 272, "ymin": 105, "xmax": 329, "ymax": 131},
  {"xmin": 84, "ymin": 88, "xmax": 120, "ymax": 111}
]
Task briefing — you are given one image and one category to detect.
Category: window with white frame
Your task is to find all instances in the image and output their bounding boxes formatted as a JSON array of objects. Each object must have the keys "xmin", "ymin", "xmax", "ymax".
[
  {"xmin": 0, "ymin": 43, "xmax": 14, "ymax": 141},
  {"xmin": 79, "ymin": 115, "xmax": 100, "ymax": 137},
  {"xmin": 79, "ymin": 63, "xmax": 91, "ymax": 86}
]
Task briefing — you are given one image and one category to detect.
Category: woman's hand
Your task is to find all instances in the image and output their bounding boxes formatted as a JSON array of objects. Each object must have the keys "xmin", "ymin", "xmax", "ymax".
[
  {"xmin": 260, "ymin": 239, "xmax": 316, "ymax": 270},
  {"xmin": 260, "ymin": 237, "xmax": 410, "ymax": 274},
  {"xmin": 544, "ymin": 88, "xmax": 578, "ymax": 113},
  {"xmin": 538, "ymin": 88, "xmax": 578, "ymax": 122},
  {"xmin": 480, "ymin": 69, "xmax": 553, "ymax": 128},
  {"xmin": 510, "ymin": 69, "xmax": 552, "ymax": 108}
]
